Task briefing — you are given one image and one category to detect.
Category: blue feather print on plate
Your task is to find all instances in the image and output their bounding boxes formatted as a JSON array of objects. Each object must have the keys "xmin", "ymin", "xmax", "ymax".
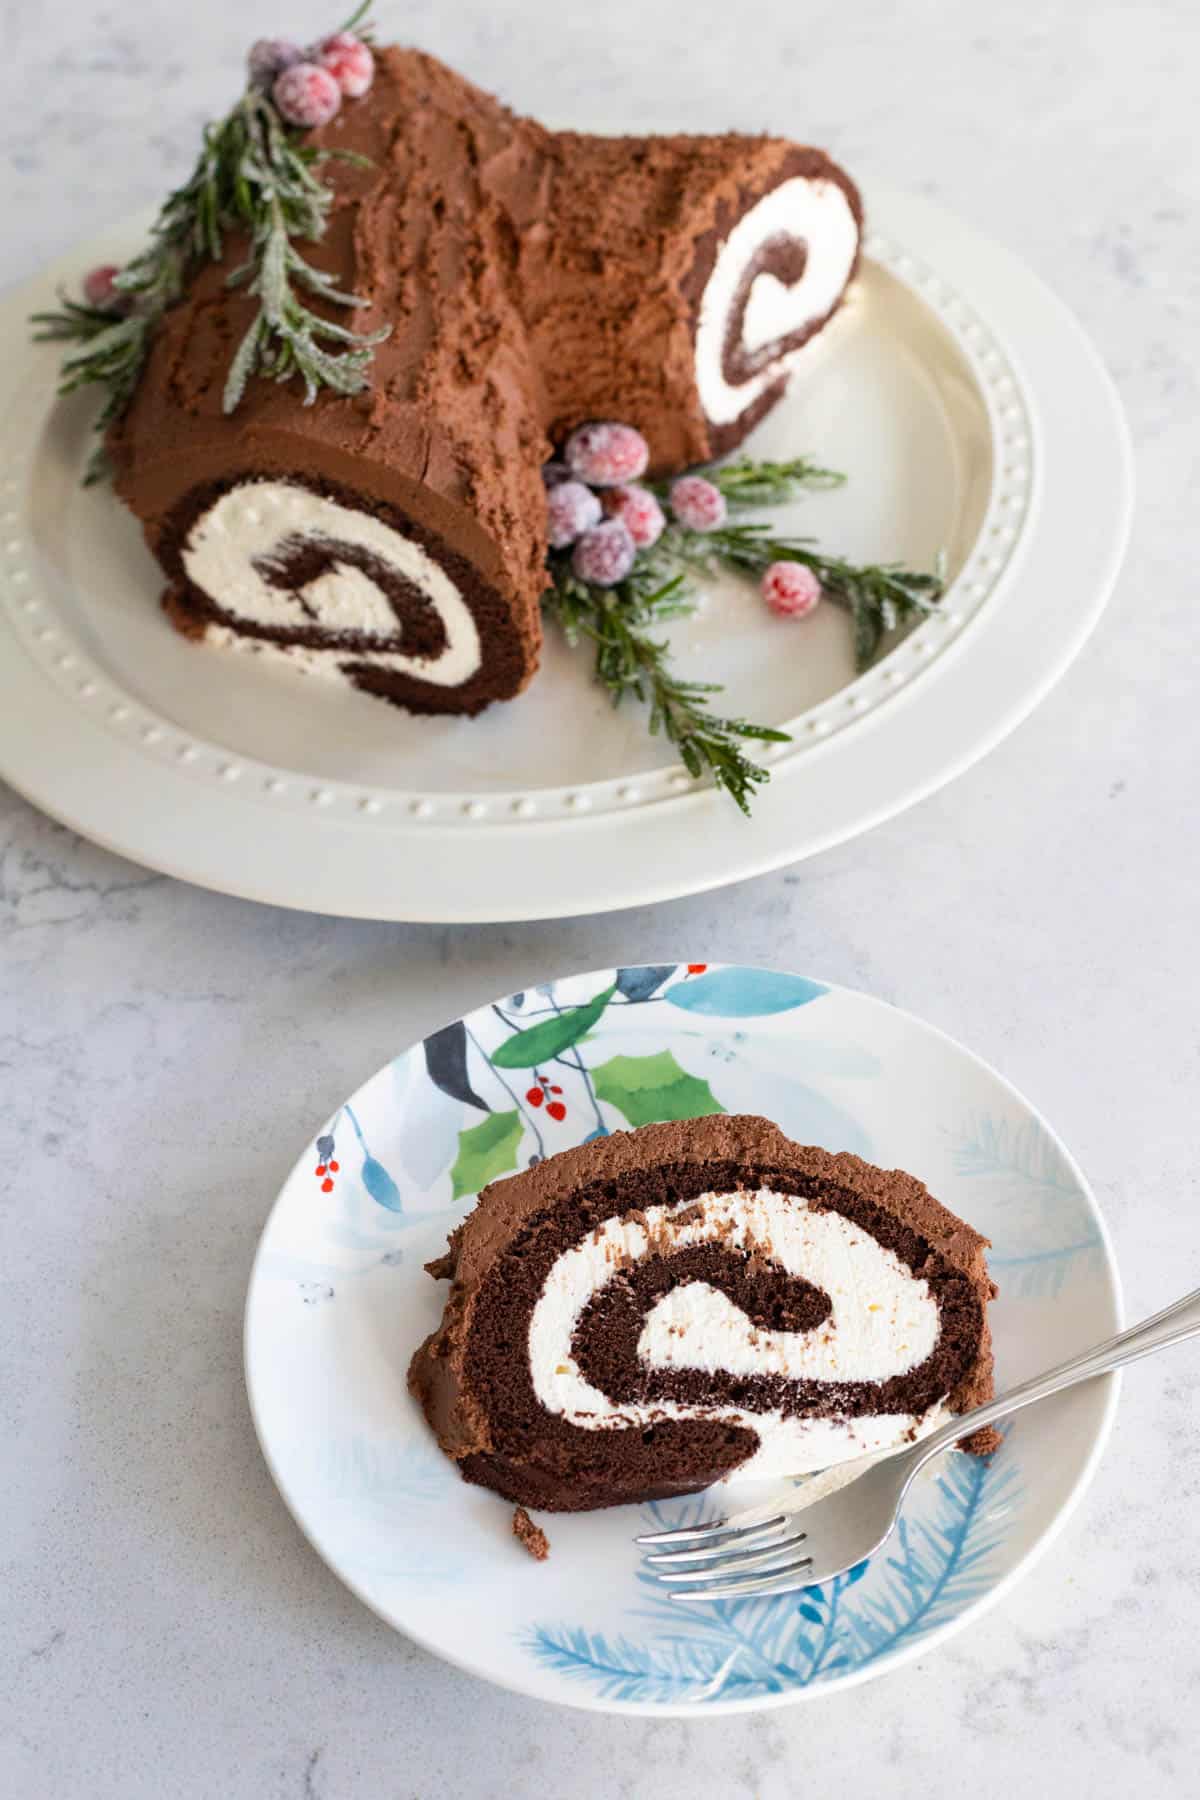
[
  {"xmin": 523, "ymin": 1445, "xmax": 1021, "ymax": 1703},
  {"xmin": 949, "ymin": 1113, "xmax": 1102, "ymax": 1298}
]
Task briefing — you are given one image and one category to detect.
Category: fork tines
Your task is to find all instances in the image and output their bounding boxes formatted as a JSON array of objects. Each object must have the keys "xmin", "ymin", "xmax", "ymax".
[{"xmin": 637, "ymin": 1511, "xmax": 814, "ymax": 1600}]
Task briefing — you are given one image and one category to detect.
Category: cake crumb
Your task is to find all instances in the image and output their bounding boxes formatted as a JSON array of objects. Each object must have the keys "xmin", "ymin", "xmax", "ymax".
[{"xmin": 512, "ymin": 1506, "xmax": 550, "ymax": 1561}]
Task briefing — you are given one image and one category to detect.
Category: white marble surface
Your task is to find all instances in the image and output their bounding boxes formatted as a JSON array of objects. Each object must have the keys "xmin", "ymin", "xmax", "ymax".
[{"xmin": 3, "ymin": 1, "xmax": 1199, "ymax": 1794}]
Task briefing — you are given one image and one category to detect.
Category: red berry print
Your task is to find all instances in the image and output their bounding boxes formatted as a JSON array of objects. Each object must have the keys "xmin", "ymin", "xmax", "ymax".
[
  {"xmin": 549, "ymin": 1085, "xmax": 563, "ymax": 1095},
  {"xmin": 321, "ymin": 1177, "xmax": 334, "ymax": 1193},
  {"xmin": 328, "ymin": 1160, "xmax": 339, "ymax": 1172},
  {"xmin": 546, "ymin": 1101, "xmax": 567, "ymax": 1122},
  {"xmin": 315, "ymin": 1163, "xmax": 327, "ymax": 1176},
  {"xmin": 687, "ymin": 963, "xmax": 707, "ymax": 974},
  {"xmin": 272, "ymin": 61, "xmax": 342, "ymax": 130},
  {"xmin": 527, "ymin": 1086, "xmax": 544, "ymax": 1106}
]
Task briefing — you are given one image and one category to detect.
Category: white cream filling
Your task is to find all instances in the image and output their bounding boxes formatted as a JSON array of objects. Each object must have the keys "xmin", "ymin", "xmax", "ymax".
[
  {"xmin": 693, "ymin": 176, "xmax": 859, "ymax": 425},
  {"xmin": 182, "ymin": 480, "xmax": 482, "ymax": 689},
  {"xmin": 528, "ymin": 1187, "xmax": 948, "ymax": 1478}
]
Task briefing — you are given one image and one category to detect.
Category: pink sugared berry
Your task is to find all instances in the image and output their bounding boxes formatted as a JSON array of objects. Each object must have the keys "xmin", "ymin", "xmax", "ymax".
[
  {"xmin": 669, "ymin": 475, "xmax": 726, "ymax": 532},
  {"xmin": 564, "ymin": 421, "xmax": 649, "ymax": 488},
  {"xmin": 571, "ymin": 520, "xmax": 637, "ymax": 587},
  {"xmin": 272, "ymin": 61, "xmax": 342, "ymax": 129},
  {"xmin": 546, "ymin": 480, "xmax": 602, "ymax": 549},
  {"xmin": 762, "ymin": 560, "xmax": 823, "ymax": 619},
  {"xmin": 247, "ymin": 38, "xmax": 305, "ymax": 89},
  {"xmin": 541, "ymin": 459, "xmax": 572, "ymax": 489},
  {"xmin": 317, "ymin": 30, "xmax": 375, "ymax": 98},
  {"xmin": 83, "ymin": 264, "xmax": 126, "ymax": 313},
  {"xmin": 602, "ymin": 483, "xmax": 665, "ymax": 549}
]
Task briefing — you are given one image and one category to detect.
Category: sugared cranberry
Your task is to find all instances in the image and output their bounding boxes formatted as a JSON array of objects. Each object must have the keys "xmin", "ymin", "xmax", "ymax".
[
  {"xmin": 762, "ymin": 560, "xmax": 823, "ymax": 619},
  {"xmin": 546, "ymin": 480, "xmax": 602, "ymax": 549},
  {"xmin": 669, "ymin": 475, "xmax": 726, "ymax": 532},
  {"xmin": 564, "ymin": 421, "xmax": 649, "ymax": 488},
  {"xmin": 602, "ymin": 483, "xmax": 665, "ymax": 549},
  {"xmin": 272, "ymin": 61, "xmax": 342, "ymax": 129},
  {"xmin": 571, "ymin": 520, "xmax": 637, "ymax": 587},
  {"xmin": 247, "ymin": 38, "xmax": 305, "ymax": 89},
  {"xmin": 317, "ymin": 31, "xmax": 375, "ymax": 98},
  {"xmin": 83, "ymin": 264, "xmax": 127, "ymax": 313}
]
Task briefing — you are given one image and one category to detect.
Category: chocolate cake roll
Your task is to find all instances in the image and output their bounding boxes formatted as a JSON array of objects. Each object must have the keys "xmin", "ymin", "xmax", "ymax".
[
  {"xmin": 109, "ymin": 49, "xmax": 861, "ymax": 716},
  {"xmin": 409, "ymin": 1117, "xmax": 997, "ymax": 1512}
]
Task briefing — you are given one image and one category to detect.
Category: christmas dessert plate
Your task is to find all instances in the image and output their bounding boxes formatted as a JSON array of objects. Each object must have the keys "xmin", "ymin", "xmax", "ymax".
[
  {"xmin": 0, "ymin": 183, "xmax": 1130, "ymax": 921},
  {"xmin": 244, "ymin": 963, "xmax": 1121, "ymax": 1715}
]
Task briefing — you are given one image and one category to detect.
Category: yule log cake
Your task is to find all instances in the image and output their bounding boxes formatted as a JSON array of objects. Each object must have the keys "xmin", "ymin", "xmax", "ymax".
[
  {"xmin": 108, "ymin": 46, "xmax": 862, "ymax": 717},
  {"xmin": 409, "ymin": 1117, "xmax": 997, "ymax": 1512}
]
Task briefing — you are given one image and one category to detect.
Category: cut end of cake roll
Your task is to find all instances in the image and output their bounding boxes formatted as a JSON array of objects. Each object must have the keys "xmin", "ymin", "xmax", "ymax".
[
  {"xmin": 409, "ymin": 1116, "xmax": 997, "ymax": 1513},
  {"xmin": 154, "ymin": 471, "xmax": 541, "ymax": 716},
  {"xmin": 685, "ymin": 148, "xmax": 863, "ymax": 458},
  {"xmin": 527, "ymin": 131, "xmax": 863, "ymax": 475}
]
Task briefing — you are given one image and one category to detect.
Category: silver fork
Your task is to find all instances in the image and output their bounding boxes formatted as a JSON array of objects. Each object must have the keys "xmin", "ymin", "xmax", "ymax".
[{"xmin": 637, "ymin": 1283, "xmax": 1200, "ymax": 1600}]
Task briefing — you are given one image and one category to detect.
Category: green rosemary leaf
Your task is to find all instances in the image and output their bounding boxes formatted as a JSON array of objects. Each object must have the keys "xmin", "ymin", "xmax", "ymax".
[
  {"xmin": 543, "ymin": 455, "xmax": 944, "ymax": 806},
  {"xmin": 702, "ymin": 455, "xmax": 846, "ymax": 507},
  {"xmin": 543, "ymin": 551, "xmax": 786, "ymax": 815},
  {"xmin": 668, "ymin": 519, "xmax": 945, "ymax": 671},
  {"xmin": 30, "ymin": 11, "xmax": 386, "ymax": 480}
]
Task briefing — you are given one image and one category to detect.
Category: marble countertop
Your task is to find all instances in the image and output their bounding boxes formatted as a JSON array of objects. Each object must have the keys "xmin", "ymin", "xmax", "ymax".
[{"xmin": 3, "ymin": 2, "xmax": 1198, "ymax": 1795}]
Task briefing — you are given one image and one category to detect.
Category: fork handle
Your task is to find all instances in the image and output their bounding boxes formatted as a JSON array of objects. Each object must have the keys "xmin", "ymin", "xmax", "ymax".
[{"xmin": 907, "ymin": 1282, "xmax": 1200, "ymax": 1477}]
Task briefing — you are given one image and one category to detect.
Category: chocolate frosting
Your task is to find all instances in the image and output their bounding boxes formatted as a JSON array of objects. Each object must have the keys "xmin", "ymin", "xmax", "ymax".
[{"xmin": 109, "ymin": 48, "xmax": 861, "ymax": 712}]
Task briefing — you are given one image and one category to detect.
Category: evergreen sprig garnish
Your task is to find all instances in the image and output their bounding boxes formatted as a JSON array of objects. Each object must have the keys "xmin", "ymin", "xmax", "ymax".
[
  {"xmin": 545, "ymin": 559, "xmax": 788, "ymax": 815},
  {"xmin": 669, "ymin": 521, "xmax": 945, "ymax": 670},
  {"xmin": 689, "ymin": 454, "xmax": 846, "ymax": 508},
  {"xmin": 28, "ymin": 299, "xmax": 153, "ymax": 479},
  {"xmin": 544, "ymin": 450, "xmax": 945, "ymax": 813},
  {"xmin": 30, "ymin": 2, "xmax": 386, "ymax": 482}
]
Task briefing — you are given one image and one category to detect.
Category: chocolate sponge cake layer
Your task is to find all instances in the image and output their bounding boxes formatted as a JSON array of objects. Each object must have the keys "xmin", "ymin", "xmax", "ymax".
[
  {"xmin": 409, "ymin": 1117, "xmax": 997, "ymax": 1514},
  {"xmin": 110, "ymin": 49, "xmax": 861, "ymax": 716}
]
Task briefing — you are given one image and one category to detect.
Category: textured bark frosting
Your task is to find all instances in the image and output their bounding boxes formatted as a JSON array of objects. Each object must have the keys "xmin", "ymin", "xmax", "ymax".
[
  {"xmin": 109, "ymin": 47, "xmax": 861, "ymax": 716},
  {"xmin": 409, "ymin": 1117, "xmax": 997, "ymax": 1513}
]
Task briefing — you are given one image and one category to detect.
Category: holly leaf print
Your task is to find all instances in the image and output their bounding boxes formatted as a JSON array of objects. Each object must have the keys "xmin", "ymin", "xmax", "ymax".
[
  {"xmin": 489, "ymin": 986, "xmax": 616, "ymax": 1069},
  {"xmin": 450, "ymin": 1109, "xmax": 524, "ymax": 1200},
  {"xmin": 591, "ymin": 1051, "xmax": 725, "ymax": 1128}
]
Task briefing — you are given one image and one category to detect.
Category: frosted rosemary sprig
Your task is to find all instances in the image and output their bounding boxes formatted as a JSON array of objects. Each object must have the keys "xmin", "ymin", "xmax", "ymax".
[
  {"xmin": 29, "ymin": 299, "xmax": 153, "ymax": 478},
  {"xmin": 544, "ymin": 447, "xmax": 946, "ymax": 811},
  {"xmin": 29, "ymin": 4, "xmax": 386, "ymax": 482},
  {"xmin": 669, "ymin": 520, "xmax": 945, "ymax": 668},
  {"xmin": 218, "ymin": 95, "xmax": 387, "ymax": 411},
  {"xmin": 694, "ymin": 455, "xmax": 846, "ymax": 508},
  {"xmin": 544, "ymin": 561, "xmax": 788, "ymax": 816}
]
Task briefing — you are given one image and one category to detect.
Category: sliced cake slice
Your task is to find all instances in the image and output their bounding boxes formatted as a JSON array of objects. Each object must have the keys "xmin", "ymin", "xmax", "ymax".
[{"xmin": 409, "ymin": 1115, "xmax": 997, "ymax": 1513}]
